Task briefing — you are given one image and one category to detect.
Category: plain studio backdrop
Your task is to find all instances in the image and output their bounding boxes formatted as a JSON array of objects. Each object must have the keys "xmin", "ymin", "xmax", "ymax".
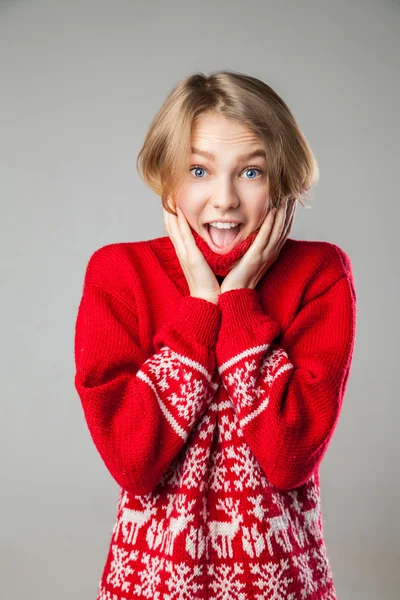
[{"xmin": 1, "ymin": 0, "xmax": 399, "ymax": 598}]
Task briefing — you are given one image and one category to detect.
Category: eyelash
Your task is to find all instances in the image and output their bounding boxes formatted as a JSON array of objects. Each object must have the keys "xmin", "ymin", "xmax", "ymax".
[{"xmin": 189, "ymin": 165, "xmax": 265, "ymax": 179}]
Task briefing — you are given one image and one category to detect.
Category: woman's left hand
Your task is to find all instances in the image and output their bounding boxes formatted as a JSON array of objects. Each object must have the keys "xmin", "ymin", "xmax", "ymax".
[{"xmin": 220, "ymin": 198, "xmax": 297, "ymax": 293}]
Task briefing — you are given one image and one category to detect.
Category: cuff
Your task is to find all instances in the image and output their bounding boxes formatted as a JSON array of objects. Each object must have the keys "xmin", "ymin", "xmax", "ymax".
[
  {"xmin": 173, "ymin": 295, "xmax": 221, "ymax": 348},
  {"xmin": 217, "ymin": 288, "xmax": 281, "ymax": 355}
]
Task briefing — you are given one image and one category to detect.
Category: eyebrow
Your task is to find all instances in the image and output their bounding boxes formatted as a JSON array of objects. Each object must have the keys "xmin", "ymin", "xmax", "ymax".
[{"xmin": 191, "ymin": 147, "xmax": 266, "ymax": 162}]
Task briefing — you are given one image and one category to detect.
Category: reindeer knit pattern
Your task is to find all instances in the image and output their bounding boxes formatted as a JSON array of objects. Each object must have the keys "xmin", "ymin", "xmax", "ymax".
[{"xmin": 74, "ymin": 229, "xmax": 357, "ymax": 600}]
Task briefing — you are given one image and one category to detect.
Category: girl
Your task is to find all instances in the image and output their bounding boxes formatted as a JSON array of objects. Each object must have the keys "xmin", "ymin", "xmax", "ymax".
[{"xmin": 74, "ymin": 70, "xmax": 356, "ymax": 599}]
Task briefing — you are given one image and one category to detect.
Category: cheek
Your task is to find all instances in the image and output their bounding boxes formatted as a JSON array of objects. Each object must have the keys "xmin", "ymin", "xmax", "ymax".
[
  {"xmin": 175, "ymin": 199, "xmax": 202, "ymax": 231},
  {"xmin": 243, "ymin": 186, "xmax": 270, "ymax": 207},
  {"xmin": 178, "ymin": 194, "xmax": 204, "ymax": 218},
  {"xmin": 250, "ymin": 201, "xmax": 271, "ymax": 231},
  {"xmin": 249, "ymin": 204, "xmax": 269, "ymax": 225}
]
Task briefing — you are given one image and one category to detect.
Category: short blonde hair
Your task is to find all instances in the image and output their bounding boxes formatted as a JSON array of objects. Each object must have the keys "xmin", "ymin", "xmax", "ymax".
[{"xmin": 136, "ymin": 70, "xmax": 319, "ymax": 215}]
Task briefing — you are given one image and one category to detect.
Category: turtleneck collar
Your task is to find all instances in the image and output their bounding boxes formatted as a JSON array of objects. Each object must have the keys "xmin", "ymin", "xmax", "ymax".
[
  {"xmin": 148, "ymin": 225, "xmax": 260, "ymax": 296},
  {"xmin": 190, "ymin": 227, "xmax": 259, "ymax": 276}
]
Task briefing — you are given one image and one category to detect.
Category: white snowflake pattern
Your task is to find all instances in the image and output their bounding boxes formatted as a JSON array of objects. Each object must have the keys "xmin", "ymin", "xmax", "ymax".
[
  {"xmin": 141, "ymin": 347, "xmax": 212, "ymax": 427},
  {"xmin": 226, "ymin": 443, "xmax": 264, "ymax": 490},
  {"xmin": 250, "ymin": 558, "xmax": 296, "ymax": 599},
  {"xmin": 223, "ymin": 346, "xmax": 291, "ymax": 413},
  {"xmin": 167, "ymin": 443, "xmax": 209, "ymax": 491},
  {"xmin": 218, "ymin": 411, "xmax": 243, "ymax": 442},
  {"xmin": 225, "ymin": 359, "xmax": 261, "ymax": 411},
  {"xmin": 208, "ymin": 448, "xmax": 231, "ymax": 492},
  {"xmin": 97, "ymin": 581, "xmax": 128, "ymax": 600},
  {"xmin": 259, "ymin": 346, "xmax": 289, "ymax": 384},
  {"xmin": 292, "ymin": 550, "xmax": 320, "ymax": 598},
  {"xmin": 133, "ymin": 552, "xmax": 165, "ymax": 599},
  {"xmin": 145, "ymin": 348, "xmax": 183, "ymax": 390},
  {"xmin": 168, "ymin": 370, "xmax": 208, "ymax": 424},
  {"xmin": 208, "ymin": 562, "xmax": 246, "ymax": 600},
  {"xmin": 106, "ymin": 545, "xmax": 138, "ymax": 593},
  {"xmin": 198, "ymin": 412, "xmax": 218, "ymax": 441},
  {"xmin": 163, "ymin": 560, "xmax": 205, "ymax": 599}
]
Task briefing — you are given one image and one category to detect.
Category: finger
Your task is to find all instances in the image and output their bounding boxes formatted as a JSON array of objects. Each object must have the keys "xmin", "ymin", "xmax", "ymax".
[
  {"xmin": 171, "ymin": 211, "xmax": 189, "ymax": 256},
  {"xmin": 163, "ymin": 206, "xmax": 175, "ymax": 230},
  {"xmin": 285, "ymin": 200, "xmax": 296, "ymax": 232},
  {"xmin": 276, "ymin": 201, "xmax": 296, "ymax": 253},
  {"xmin": 249, "ymin": 204, "xmax": 277, "ymax": 254},
  {"xmin": 261, "ymin": 202, "xmax": 286, "ymax": 251},
  {"xmin": 281, "ymin": 199, "xmax": 293, "ymax": 233},
  {"xmin": 164, "ymin": 207, "xmax": 186, "ymax": 257},
  {"xmin": 175, "ymin": 207, "xmax": 198, "ymax": 255},
  {"xmin": 286, "ymin": 208, "xmax": 295, "ymax": 235},
  {"xmin": 277, "ymin": 209, "xmax": 294, "ymax": 252},
  {"xmin": 162, "ymin": 207, "xmax": 171, "ymax": 233}
]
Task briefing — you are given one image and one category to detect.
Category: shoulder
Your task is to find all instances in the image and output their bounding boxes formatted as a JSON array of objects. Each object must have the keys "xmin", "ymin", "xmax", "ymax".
[
  {"xmin": 283, "ymin": 237, "xmax": 355, "ymax": 303},
  {"xmin": 285, "ymin": 237, "xmax": 353, "ymax": 272},
  {"xmin": 80, "ymin": 240, "xmax": 152, "ymax": 307},
  {"xmin": 83, "ymin": 241, "xmax": 142, "ymax": 284}
]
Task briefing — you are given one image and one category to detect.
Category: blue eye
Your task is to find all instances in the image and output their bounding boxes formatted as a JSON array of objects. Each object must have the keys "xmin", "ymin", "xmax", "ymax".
[
  {"xmin": 189, "ymin": 165, "xmax": 264, "ymax": 179},
  {"xmin": 244, "ymin": 168, "xmax": 261, "ymax": 179},
  {"xmin": 190, "ymin": 166, "xmax": 206, "ymax": 178}
]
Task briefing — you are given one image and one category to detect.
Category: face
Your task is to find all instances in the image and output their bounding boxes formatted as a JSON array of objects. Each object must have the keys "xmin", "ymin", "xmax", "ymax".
[{"xmin": 173, "ymin": 112, "xmax": 271, "ymax": 254}]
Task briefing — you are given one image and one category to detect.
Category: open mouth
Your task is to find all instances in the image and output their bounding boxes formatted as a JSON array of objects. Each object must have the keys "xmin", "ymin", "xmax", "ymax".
[{"xmin": 204, "ymin": 223, "xmax": 244, "ymax": 253}]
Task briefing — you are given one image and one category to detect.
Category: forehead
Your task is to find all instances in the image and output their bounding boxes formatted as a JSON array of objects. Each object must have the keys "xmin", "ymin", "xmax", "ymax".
[
  {"xmin": 192, "ymin": 112, "xmax": 261, "ymax": 143},
  {"xmin": 191, "ymin": 145, "xmax": 266, "ymax": 162},
  {"xmin": 190, "ymin": 113, "xmax": 265, "ymax": 160}
]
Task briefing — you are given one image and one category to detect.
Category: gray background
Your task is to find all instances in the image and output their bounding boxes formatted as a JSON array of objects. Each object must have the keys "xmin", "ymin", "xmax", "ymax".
[{"xmin": 1, "ymin": 0, "xmax": 399, "ymax": 598}]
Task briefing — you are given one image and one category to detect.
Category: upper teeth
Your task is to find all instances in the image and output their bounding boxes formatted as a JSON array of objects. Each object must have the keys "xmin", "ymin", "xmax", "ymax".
[{"xmin": 209, "ymin": 222, "xmax": 240, "ymax": 229}]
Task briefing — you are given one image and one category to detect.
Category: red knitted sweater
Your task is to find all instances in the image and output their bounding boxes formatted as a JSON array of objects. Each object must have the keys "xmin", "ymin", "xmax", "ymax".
[{"xmin": 74, "ymin": 227, "xmax": 357, "ymax": 600}]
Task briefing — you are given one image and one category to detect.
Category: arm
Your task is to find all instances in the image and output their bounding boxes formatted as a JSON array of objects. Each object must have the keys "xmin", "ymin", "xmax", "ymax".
[
  {"xmin": 215, "ymin": 267, "xmax": 357, "ymax": 491},
  {"xmin": 74, "ymin": 251, "xmax": 220, "ymax": 496}
]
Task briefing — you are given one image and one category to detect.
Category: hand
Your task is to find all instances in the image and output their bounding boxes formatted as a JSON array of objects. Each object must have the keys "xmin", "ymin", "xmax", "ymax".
[
  {"xmin": 163, "ymin": 205, "xmax": 221, "ymax": 304},
  {"xmin": 220, "ymin": 198, "xmax": 297, "ymax": 293}
]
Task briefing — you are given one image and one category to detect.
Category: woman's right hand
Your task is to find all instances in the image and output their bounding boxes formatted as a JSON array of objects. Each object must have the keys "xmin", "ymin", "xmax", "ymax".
[{"xmin": 163, "ymin": 206, "xmax": 221, "ymax": 305}]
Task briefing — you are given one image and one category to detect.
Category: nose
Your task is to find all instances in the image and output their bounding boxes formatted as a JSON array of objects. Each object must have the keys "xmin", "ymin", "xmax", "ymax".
[{"xmin": 209, "ymin": 178, "xmax": 240, "ymax": 211}]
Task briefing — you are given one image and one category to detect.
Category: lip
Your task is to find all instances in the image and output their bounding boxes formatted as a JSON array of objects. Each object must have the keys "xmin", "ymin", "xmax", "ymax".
[{"xmin": 203, "ymin": 223, "xmax": 245, "ymax": 254}]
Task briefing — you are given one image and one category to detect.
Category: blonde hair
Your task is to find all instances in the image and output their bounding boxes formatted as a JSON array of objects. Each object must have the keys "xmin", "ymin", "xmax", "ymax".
[{"xmin": 136, "ymin": 70, "xmax": 319, "ymax": 215}]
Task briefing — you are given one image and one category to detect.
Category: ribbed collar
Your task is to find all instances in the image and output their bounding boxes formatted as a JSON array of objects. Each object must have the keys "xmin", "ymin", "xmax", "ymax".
[
  {"xmin": 148, "ymin": 225, "xmax": 260, "ymax": 296},
  {"xmin": 191, "ymin": 227, "xmax": 260, "ymax": 276}
]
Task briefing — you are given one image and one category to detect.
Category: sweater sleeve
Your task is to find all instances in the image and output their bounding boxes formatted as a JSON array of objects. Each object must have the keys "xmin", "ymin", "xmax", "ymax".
[
  {"xmin": 74, "ymin": 253, "xmax": 221, "ymax": 496},
  {"xmin": 215, "ymin": 264, "xmax": 357, "ymax": 492}
]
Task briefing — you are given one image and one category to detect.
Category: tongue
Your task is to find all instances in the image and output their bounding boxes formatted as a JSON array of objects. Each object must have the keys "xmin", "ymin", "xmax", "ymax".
[{"xmin": 209, "ymin": 225, "xmax": 240, "ymax": 247}]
